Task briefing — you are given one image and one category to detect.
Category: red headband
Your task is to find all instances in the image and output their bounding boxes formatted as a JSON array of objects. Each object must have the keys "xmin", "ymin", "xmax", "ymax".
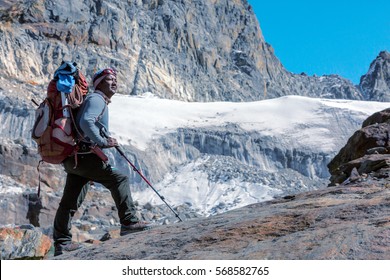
[{"xmin": 92, "ymin": 68, "xmax": 117, "ymax": 88}]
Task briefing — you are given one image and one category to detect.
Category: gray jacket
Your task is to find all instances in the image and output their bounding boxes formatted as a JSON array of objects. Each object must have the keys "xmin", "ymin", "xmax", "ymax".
[{"xmin": 76, "ymin": 91, "xmax": 109, "ymax": 147}]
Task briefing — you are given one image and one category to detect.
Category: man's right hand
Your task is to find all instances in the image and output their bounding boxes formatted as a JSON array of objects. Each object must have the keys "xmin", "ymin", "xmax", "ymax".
[{"xmin": 106, "ymin": 137, "xmax": 118, "ymax": 147}]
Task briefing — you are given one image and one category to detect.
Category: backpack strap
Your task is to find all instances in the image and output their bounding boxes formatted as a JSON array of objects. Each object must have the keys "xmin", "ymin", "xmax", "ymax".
[
  {"xmin": 71, "ymin": 96, "xmax": 107, "ymax": 169},
  {"xmin": 96, "ymin": 101, "xmax": 107, "ymax": 122}
]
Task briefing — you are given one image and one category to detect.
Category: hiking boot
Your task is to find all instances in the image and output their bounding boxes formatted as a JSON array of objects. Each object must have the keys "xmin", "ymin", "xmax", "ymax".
[
  {"xmin": 120, "ymin": 221, "xmax": 153, "ymax": 236},
  {"xmin": 54, "ymin": 242, "xmax": 83, "ymax": 257}
]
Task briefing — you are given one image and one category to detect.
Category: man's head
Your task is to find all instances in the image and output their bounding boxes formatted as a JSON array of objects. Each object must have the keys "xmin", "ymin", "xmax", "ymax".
[{"xmin": 92, "ymin": 68, "xmax": 117, "ymax": 99}]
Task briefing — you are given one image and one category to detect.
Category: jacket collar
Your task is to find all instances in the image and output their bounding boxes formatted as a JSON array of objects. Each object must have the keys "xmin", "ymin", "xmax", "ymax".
[{"xmin": 94, "ymin": 90, "xmax": 111, "ymax": 104}]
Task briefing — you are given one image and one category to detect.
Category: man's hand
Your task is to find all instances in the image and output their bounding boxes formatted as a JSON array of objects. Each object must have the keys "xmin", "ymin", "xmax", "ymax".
[{"xmin": 106, "ymin": 137, "xmax": 118, "ymax": 147}]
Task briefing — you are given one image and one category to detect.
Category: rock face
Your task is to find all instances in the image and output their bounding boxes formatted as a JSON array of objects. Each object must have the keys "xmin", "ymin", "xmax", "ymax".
[
  {"xmin": 360, "ymin": 51, "xmax": 390, "ymax": 101},
  {"xmin": 0, "ymin": 0, "xmax": 366, "ymax": 102}
]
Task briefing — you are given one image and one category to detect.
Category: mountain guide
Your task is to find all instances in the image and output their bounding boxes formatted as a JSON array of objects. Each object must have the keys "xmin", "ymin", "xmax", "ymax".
[{"xmin": 53, "ymin": 67, "xmax": 151, "ymax": 256}]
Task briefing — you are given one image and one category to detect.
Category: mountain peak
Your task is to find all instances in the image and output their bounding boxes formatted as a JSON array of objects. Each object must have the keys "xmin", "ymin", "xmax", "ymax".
[
  {"xmin": 379, "ymin": 50, "xmax": 390, "ymax": 60},
  {"xmin": 359, "ymin": 51, "xmax": 390, "ymax": 101}
]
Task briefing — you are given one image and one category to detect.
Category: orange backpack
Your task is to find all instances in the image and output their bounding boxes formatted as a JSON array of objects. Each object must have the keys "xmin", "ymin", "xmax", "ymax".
[{"xmin": 31, "ymin": 62, "xmax": 88, "ymax": 164}]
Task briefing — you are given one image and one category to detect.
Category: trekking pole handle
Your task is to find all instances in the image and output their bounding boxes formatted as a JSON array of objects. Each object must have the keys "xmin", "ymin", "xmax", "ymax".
[
  {"xmin": 99, "ymin": 127, "xmax": 110, "ymax": 140},
  {"xmin": 31, "ymin": 98, "xmax": 40, "ymax": 107}
]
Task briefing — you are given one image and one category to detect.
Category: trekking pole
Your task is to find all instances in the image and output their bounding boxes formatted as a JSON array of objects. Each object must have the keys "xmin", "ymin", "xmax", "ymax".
[{"xmin": 101, "ymin": 130, "xmax": 183, "ymax": 222}]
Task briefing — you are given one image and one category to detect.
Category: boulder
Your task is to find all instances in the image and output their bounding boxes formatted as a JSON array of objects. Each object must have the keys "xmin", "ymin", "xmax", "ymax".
[
  {"xmin": 0, "ymin": 226, "xmax": 51, "ymax": 260},
  {"xmin": 328, "ymin": 107, "xmax": 390, "ymax": 185}
]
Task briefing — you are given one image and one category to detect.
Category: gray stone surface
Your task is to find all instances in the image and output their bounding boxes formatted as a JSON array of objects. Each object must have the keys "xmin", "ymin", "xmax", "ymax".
[
  {"xmin": 0, "ymin": 226, "xmax": 51, "ymax": 260},
  {"xmin": 55, "ymin": 177, "xmax": 390, "ymax": 260}
]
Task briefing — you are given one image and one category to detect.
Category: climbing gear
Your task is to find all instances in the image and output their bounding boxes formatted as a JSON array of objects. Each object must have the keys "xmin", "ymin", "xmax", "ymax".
[{"xmin": 31, "ymin": 61, "xmax": 88, "ymax": 196}]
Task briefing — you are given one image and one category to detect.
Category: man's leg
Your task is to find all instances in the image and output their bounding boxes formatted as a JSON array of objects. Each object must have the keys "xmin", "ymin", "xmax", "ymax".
[
  {"xmin": 66, "ymin": 154, "xmax": 138, "ymax": 224},
  {"xmin": 95, "ymin": 164, "xmax": 138, "ymax": 224},
  {"xmin": 53, "ymin": 172, "xmax": 89, "ymax": 254},
  {"xmin": 96, "ymin": 166, "xmax": 153, "ymax": 235},
  {"xmin": 64, "ymin": 154, "xmax": 150, "ymax": 236},
  {"xmin": 93, "ymin": 163, "xmax": 153, "ymax": 235}
]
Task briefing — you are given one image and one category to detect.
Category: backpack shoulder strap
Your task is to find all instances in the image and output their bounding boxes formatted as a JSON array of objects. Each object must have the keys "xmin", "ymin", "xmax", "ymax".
[
  {"xmin": 87, "ymin": 91, "xmax": 108, "ymax": 122},
  {"xmin": 96, "ymin": 101, "xmax": 107, "ymax": 122}
]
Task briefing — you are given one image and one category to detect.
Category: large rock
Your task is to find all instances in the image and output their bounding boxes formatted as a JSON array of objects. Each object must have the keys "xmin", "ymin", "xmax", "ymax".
[
  {"xmin": 328, "ymin": 107, "xmax": 390, "ymax": 185},
  {"xmin": 0, "ymin": 226, "xmax": 51, "ymax": 260}
]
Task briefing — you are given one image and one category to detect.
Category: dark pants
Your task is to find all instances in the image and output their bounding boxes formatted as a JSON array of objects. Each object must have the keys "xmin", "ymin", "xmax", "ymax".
[{"xmin": 53, "ymin": 153, "xmax": 138, "ymax": 246}]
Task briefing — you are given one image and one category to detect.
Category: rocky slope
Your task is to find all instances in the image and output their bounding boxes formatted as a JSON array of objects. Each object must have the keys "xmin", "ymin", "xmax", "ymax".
[{"xmin": 53, "ymin": 180, "xmax": 390, "ymax": 260}]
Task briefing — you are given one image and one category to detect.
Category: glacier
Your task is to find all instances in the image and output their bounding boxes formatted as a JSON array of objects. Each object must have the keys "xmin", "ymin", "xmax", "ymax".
[{"xmin": 105, "ymin": 94, "xmax": 390, "ymax": 217}]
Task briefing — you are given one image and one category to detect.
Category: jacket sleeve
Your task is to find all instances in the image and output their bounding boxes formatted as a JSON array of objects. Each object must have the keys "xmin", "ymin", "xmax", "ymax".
[{"xmin": 79, "ymin": 95, "xmax": 108, "ymax": 147}]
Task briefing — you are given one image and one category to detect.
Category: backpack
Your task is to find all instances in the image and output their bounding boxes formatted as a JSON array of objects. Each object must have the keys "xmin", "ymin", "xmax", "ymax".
[{"xmin": 31, "ymin": 61, "xmax": 89, "ymax": 165}]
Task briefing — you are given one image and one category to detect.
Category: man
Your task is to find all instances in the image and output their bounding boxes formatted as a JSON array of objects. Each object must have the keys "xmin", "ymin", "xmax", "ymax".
[{"xmin": 53, "ymin": 68, "xmax": 150, "ymax": 256}]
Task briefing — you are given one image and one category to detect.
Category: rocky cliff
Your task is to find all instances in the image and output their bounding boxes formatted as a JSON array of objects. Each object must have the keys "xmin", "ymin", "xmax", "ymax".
[{"xmin": 0, "ymin": 0, "xmax": 371, "ymax": 102}]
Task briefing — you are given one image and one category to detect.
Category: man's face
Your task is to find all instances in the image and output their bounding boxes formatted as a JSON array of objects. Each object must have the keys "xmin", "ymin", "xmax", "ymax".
[{"xmin": 97, "ymin": 74, "xmax": 117, "ymax": 98}]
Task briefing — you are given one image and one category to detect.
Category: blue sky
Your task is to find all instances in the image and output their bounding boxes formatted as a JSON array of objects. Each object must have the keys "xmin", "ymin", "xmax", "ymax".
[{"xmin": 247, "ymin": 0, "xmax": 390, "ymax": 84}]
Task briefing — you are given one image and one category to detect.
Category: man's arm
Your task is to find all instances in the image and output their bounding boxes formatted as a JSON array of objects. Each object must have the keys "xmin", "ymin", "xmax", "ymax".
[{"xmin": 79, "ymin": 94, "xmax": 109, "ymax": 147}]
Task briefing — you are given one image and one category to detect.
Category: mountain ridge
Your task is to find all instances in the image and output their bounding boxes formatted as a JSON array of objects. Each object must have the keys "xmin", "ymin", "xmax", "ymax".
[{"xmin": 1, "ymin": 0, "xmax": 387, "ymax": 102}]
